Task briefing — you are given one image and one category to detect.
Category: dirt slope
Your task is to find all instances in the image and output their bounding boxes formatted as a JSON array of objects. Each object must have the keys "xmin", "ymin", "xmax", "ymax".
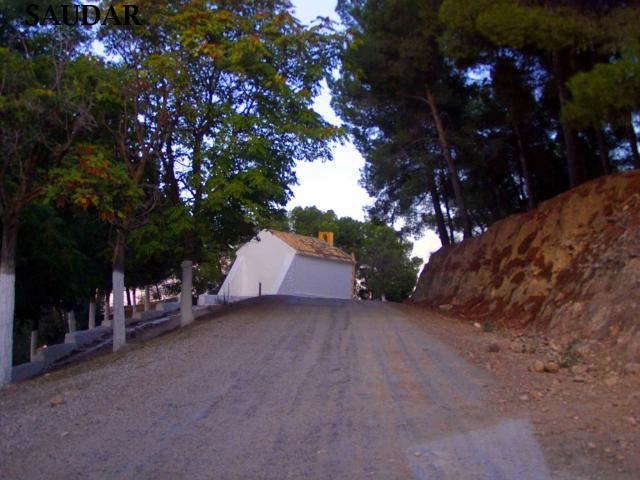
[{"xmin": 412, "ymin": 171, "xmax": 640, "ymax": 361}]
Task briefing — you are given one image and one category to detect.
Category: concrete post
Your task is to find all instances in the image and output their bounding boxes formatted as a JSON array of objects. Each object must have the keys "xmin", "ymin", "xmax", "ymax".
[
  {"xmin": 102, "ymin": 291, "xmax": 111, "ymax": 327},
  {"xmin": 67, "ymin": 310, "xmax": 76, "ymax": 333},
  {"xmin": 144, "ymin": 285, "xmax": 151, "ymax": 311},
  {"xmin": 30, "ymin": 329, "xmax": 37, "ymax": 361},
  {"xmin": 132, "ymin": 287, "xmax": 141, "ymax": 319},
  {"xmin": 112, "ymin": 269, "xmax": 126, "ymax": 351},
  {"xmin": 180, "ymin": 260, "xmax": 194, "ymax": 327},
  {"xmin": 88, "ymin": 299, "xmax": 96, "ymax": 330}
]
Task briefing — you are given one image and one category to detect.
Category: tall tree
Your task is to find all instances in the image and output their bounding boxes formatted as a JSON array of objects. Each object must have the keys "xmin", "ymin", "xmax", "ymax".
[
  {"xmin": 440, "ymin": 0, "xmax": 640, "ymax": 184},
  {"xmin": 0, "ymin": 6, "xmax": 95, "ymax": 384},
  {"xmin": 101, "ymin": 0, "xmax": 341, "ymax": 327},
  {"xmin": 334, "ymin": 0, "xmax": 473, "ymax": 238}
]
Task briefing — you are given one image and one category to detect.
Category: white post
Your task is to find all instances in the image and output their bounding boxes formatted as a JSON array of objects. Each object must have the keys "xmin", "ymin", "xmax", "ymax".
[
  {"xmin": 30, "ymin": 329, "xmax": 38, "ymax": 361},
  {"xmin": 132, "ymin": 287, "xmax": 141, "ymax": 319},
  {"xmin": 0, "ymin": 222, "xmax": 18, "ymax": 386},
  {"xmin": 102, "ymin": 291, "xmax": 111, "ymax": 327},
  {"xmin": 88, "ymin": 299, "xmax": 96, "ymax": 330},
  {"xmin": 144, "ymin": 285, "xmax": 151, "ymax": 311},
  {"xmin": 0, "ymin": 270, "xmax": 16, "ymax": 385},
  {"xmin": 112, "ymin": 270, "xmax": 126, "ymax": 351},
  {"xmin": 180, "ymin": 260, "xmax": 194, "ymax": 326},
  {"xmin": 67, "ymin": 310, "xmax": 76, "ymax": 333}
]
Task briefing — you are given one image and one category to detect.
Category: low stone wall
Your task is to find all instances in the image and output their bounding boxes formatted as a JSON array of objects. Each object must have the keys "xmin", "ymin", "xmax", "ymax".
[
  {"xmin": 12, "ymin": 304, "xmax": 222, "ymax": 383},
  {"xmin": 198, "ymin": 294, "xmax": 251, "ymax": 305}
]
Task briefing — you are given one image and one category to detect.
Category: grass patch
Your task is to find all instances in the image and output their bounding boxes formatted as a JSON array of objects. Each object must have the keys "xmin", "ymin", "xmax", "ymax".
[
  {"xmin": 482, "ymin": 320, "xmax": 496, "ymax": 333},
  {"xmin": 560, "ymin": 338, "xmax": 582, "ymax": 367}
]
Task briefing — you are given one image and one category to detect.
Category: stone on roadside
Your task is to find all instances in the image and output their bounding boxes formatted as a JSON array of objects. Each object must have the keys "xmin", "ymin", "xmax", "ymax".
[
  {"xmin": 531, "ymin": 360, "xmax": 545, "ymax": 373},
  {"xmin": 49, "ymin": 397, "xmax": 64, "ymax": 408},
  {"xmin": 604, "ymin": 375, "xmax": 619, "ymax": 387},
  {"xmin": 623, "ymin": 416, "xmax": 637, "ymax": 426},
  {"xmin": 473, "ymin": 322, "xmax": 481, "ymax": 329},
  {"xmin": 549, "ymin": 340, "xmax": 562, "ymax": 352},
  {"xmin": 570, "ymin": 365, "xmax": 587, "ymax": 375},
  {"xmin": 623, "ymin": 363, "xmax": 640, "ymax": 375},
  {"xmin": 544, "ymin": 361, "xmax": 560, "ymax": 373}
]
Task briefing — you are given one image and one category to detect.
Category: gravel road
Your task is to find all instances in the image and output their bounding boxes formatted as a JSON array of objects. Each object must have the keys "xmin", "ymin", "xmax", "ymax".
[{"xmin": 0, "ymin": 296, "xmax": 551, "ymax": 479}]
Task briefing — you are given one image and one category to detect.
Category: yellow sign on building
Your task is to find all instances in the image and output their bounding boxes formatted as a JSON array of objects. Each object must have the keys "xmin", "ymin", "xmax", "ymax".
[{"xmin": 318, "ymin": 231, "xmax": 334, "ymax": 246}]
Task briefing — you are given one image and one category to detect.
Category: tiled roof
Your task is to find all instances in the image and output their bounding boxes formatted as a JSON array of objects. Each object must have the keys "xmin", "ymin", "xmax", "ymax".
[{"xmin": 269, "ymin": 230, "xmax": 354, "ymax": 263}]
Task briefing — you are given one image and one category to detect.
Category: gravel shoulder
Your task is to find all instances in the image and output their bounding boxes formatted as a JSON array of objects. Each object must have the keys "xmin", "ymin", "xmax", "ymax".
[
  {"xmin": 400, "ymin": 305, "xmax": 640, "ymax": 480},
  {"xmin": 1, "ymin": 297, "xmax": 635, "ymax": 479}
]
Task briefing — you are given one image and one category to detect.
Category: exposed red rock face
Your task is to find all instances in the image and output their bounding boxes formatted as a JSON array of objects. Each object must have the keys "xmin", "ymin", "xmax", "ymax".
[{"xmin": 412, "ymin": 171, "xmax": 640, "ymax": 361}]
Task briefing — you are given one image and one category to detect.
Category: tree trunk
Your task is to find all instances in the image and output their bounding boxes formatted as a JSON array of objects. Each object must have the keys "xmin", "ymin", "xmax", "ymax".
[
  {"xmin": 88, "ymin": 296, "xmax": 96, "ymax": 330},
  {"xmin": 627, "ymin": 120, "xmax": 640, "ymax": 169},
  {"xmin": 553, "ymin": 52, "xmax": 582, "ymax": 188},
  {"xmin": 125, "ymin": 287, "xmax": 131, "ymax": 307},
  {"xmin": 144, "ymin": 286, "xmax": 151, "ymax": 312},
  {"xmin": 30, "ymin": 329, "xmax": 38, "ymax": 362},
  {"xmin": 0, "ymin": 218, "xmax": 18, "ymax": 385},
  {"xmin": 112, "ymin": 229, "xmax": 127, "ymax": 351},
  {"xmin": 426, "ymin": 170, "xmax": 450, "ymax": 246},
  {"xmin": 514, "ymin": 124, "xmax": 535, "ymax": 210},
  {"xmin": 180, "ymin": 224, "xmax": 197, "ymax": 327},
  {"xmin": 132, "ymin": 287, "xmax": 141, "ymax": 319},
  {"xmin": 442, "ymin": 186, "xmax": 456, "ymax": 245},
  {"xmin": 102, "ymin": 288, "xmax": 111, "ymax": 326},
  {"xmin": 595, "ymin": 127, "xmax": 610, "ymax": 175},
  {"xmin": 193, "ymin": 132, "xmax": 204, "ymax": 208},
  {"xmin": 180, "ymin": 260, "xmax": 194, "ymax": 326},
  {"xmin": 155, "ymin": 284, "xmax": 161, "ymax": 303},
  {"xmin": 425, "ymin": 88, "xmax": 472, "ymax": 238}
]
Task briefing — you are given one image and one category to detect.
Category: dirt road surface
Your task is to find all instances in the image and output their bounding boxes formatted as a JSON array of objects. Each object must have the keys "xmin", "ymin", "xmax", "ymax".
[{"xmin": 2, "ymin": 297, "xmax": 557, "ymax": 479}]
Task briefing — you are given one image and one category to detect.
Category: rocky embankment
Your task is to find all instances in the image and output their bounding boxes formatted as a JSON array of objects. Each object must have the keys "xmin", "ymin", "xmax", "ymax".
[{"xmin": 412, "ymin": 171, "xmax": 640, "ymax": 361}]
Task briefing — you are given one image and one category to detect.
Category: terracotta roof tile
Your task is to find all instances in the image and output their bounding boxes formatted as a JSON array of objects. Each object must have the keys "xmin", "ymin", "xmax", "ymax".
[{"xmin": 269, "ymin": 230, "xmax": 354, "ymax": 263}]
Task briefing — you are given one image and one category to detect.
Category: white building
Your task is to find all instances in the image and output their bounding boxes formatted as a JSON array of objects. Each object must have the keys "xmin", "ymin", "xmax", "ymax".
[{"xmin": 199, "ymin": 230, "xmax": 355, "ymax": 304}]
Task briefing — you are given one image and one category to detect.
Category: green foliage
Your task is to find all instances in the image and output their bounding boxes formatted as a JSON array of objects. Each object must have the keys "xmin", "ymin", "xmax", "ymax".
[
  {"xmin": 0, "ymin": 47, "xmax": 97, "ymax": 210},
  {"xmin": 565, "ymin": 53, "xmax": 640, "ymax": 129},
  {"xmin": 560, "ymin": 338, "xmax": 582, "ymax": 368},
  {"xmin": 336, "ymin": 0, "xmax": 640, "ymax": 249},
  {"xmin": 98, "ymin": 0, "xmax": 343, "ymax": 275},
  {"xmin": 13, "ymin": 204, "xmax": 111, "ymax": 364},
  {"xmin": 358, "ymin": 222, "xmax": 423, "ymax": 302},
  {"xmin": 482, "ymin": 320, "xmax": 495, "ymax": 332},
  {"xmin": 48, "ymin": 145, "xmax": 143, "ymax": 223},
  {"xmin": 289, "ymin": 207, "xmax": 339, "ymax": 237}
]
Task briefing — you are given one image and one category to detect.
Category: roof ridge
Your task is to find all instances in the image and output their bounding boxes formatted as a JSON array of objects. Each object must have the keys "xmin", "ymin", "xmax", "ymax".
[{"xmin": 266, "ymin": 229, "xmax": 353, "ymax": 263}]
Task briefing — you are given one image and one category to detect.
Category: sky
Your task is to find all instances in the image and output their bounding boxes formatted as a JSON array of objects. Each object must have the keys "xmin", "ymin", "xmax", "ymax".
[{"xmin": 288, "ymin": 0, "xmax": 442, "ymax": 263}]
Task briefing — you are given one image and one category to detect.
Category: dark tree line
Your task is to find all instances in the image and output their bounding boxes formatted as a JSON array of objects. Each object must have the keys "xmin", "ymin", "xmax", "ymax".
[{"xmin": 332, "ymin": 0, "xmax": 640, "ymax": 246}]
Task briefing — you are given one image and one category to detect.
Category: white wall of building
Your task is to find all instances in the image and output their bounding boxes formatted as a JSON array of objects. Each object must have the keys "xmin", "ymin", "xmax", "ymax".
[
  {"xmin": 218, "ymin": 231, "xmax": 295, "ymax": 298},
  {"xmin": 278, "ymin": 254, "xmax": 353, "ymax": 299}
]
